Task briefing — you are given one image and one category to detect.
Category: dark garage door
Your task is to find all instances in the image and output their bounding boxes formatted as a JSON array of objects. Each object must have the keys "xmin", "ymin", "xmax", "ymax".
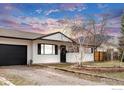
[{"xmin": 0, "ymin": 44, "xmax": 27, "ymax": 66}]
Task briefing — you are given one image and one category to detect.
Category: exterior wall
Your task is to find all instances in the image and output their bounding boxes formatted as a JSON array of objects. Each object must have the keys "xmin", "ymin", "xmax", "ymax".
[
  {"xmin": 0, "ymin": 37, "xmax": 32, "ymax": 64},
  {"xmin": 33, "ymin": 39, "xmax": 94, "ymax": 64},
  {"xmin": 32, "ymin": 40, "xmax": 71, "ymax": 64},
  {"xmin": 66, "ymin": 53, "xmax": 79, "ymax": 63},
  {"xmin": 43, "ymin": 33, "xmax": 72, "ymax": 42},
  {"xmin": 66, "ymin": 53, "xmax": 94, "ymax": 63}
]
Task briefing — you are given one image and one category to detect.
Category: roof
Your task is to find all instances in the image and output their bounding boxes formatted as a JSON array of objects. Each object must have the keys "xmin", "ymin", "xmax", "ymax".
[
  {"xmin": 36, "ymin": 32, "xmax": 76, "ymax": 43},
  {"xmin": 0, "ymin": 28, "xmax": 44, "ymax": 40},
  {"xmin": 0, "ymin": 28, "xmax": 76, "ymax": 43}
]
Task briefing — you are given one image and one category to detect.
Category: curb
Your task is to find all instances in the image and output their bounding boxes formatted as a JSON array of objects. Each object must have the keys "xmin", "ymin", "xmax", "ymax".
[{"xmin": 48, "ymin": 66, "xmax": 124, "ymax": 84}]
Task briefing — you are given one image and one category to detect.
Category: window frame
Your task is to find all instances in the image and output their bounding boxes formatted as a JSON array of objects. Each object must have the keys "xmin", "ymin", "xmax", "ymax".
[
  {"xmin": 67, "ymin": 45, "xmax": 79, "ymax": 53},
  {"xmin": 38, "ymin": 43, "xmax": 58, "ymax": 55}
]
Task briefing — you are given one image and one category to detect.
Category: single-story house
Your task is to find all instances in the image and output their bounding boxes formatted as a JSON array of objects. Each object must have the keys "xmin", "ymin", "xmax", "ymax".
[{"xmin": 0, "ymin": 28, "xmax": 94, "ymax": 66}]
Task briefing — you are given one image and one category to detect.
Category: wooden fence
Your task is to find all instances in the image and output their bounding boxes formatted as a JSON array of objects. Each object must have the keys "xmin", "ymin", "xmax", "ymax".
[{"xmin": 94, "ymin": 51, "xmax": 119, "ymax": 62}]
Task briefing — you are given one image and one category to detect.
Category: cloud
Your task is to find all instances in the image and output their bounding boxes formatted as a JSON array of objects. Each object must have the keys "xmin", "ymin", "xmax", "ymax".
[
  {"xmin": 0, "ymin": 3, "xmax": 121, "ymax": 35},
  {"xmin": 95, "ymin": 8, "xmax": 124, "ymax": 23},
  {"xmin": 108, "ymin": 9, "xmax": 124, "ymax": 19},
  {"xmin": 101, "ymin": 16, "xmax": 121, "ymax": 36},
  {"xmin": 35, "ymin": 9, "xmax": 42, "ymax": 14},
  {"xmin": 59, "ymin": 4, "xmax": 87, "ymax": 12},
  {"xmin": 0, "ymin": 4, "xmax": 24, "ymax": 17},
  {"xmin": 97, "ymin": 4, "xmax": 108, "ymax": 9},
  {"xmin": 57, "ymin": 19, "xmax": 69, "ymax": 25},
  {"xmin": 107, "ymin": 17, "xmax": 121, "ymax": 28},
  {"xmin": 105, "ymin": 27, "xmax": 121, "ymax": 37},
  {"xmin": 45, "ymin": 9, "xmax": 59, "ymax": 15},
  {"xmin": 9, "ymin": 16, "xmax": 65, "ymax": 33},
  {"xmin": 0, "ymin": 16, "xmax": 21, "ymax": 28},
  {"xmin": 4, "ymin": 5, "xmax": 13, "ymax": 10}
]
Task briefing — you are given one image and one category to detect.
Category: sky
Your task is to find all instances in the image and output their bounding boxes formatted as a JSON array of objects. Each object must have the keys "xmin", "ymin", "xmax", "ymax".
[{"xmin": 0, "ymin": 3, "xmax": 124, "ymax": 36}]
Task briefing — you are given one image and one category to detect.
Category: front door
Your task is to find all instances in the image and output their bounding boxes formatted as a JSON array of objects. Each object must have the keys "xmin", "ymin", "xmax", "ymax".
[{"xmin": 60, "ymin": 45, "xmax": 66, "ymax": 63}]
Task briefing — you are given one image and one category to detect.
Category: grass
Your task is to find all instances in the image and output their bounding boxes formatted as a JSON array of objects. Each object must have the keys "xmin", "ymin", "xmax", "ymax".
[
  {"xmin": 42, "ymin": 61, "xmax": 124, "ymax": 68},
  {"xmin": 0, "ymin": 73, "xmax": 38, "ymax": 85},
  {"xmin": 76, "ymin": 61, "xmax": 124, "ymax": 81},
  {"xmin": 45, "ymin": 61, "xmax": 124, "ymax": 84},
  {"xmin": 4, "ymin": 74, "xmax": 37, "ymax": 85},
  {"xmin": 39, "ymin": 61, "xmax": 124, "ymax": 80},
  {"xmin": 94, "ymin": 72, "xmax": 124, "ymax": 80},
  {"xmin": 34, "ymin": 63, "xmax": 73, "ymax": 68},
  {"xmin": 47, "ymin": 63, "xmax": 73, "ymax": 67},
  {"xmin": 54, "ymin": 66, "xmax": 124, "ymax": 85},
  {"xmin": 82, "ymin": 61, "xmax": 124, "ymax": 67},
  {"xmin": 0, "ymin": 80, "xmax": 7, "ymax": 85}
]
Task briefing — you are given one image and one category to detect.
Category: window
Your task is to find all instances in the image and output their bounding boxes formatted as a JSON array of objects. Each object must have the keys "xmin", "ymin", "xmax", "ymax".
[
  {"xmin": 85, "ymin": 48, "xmax": 94, "ymax": 54},
  {"xmin": 38, "ymin": 44, "xmax": 58, "ymax": 55},
  {"xmin": 67, "ymin": 45, "xmax": 79, "ymax": 53},
  {"xmin": 44, "ymin": 44, "xmax": 54, "ymax": 54}
]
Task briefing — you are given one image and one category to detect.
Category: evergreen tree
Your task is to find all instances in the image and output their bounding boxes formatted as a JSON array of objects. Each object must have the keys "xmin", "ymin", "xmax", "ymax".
[
  {"xmin": 119, "ymin": 15, "xmax": 124, "ymax": 62},
  {"xmin": 121, "ymin": 15, "xmax": 124, "ymax": 34}
]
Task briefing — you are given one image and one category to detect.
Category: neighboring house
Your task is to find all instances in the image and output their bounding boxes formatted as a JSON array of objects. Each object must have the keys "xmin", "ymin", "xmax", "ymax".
[
  {"xmin": 96, "ymin": 36, "xmax": 119, "ymax": 61},
  {"xmin": 0, "ymin": 28, "xmax": 94, "ymax": 66}
]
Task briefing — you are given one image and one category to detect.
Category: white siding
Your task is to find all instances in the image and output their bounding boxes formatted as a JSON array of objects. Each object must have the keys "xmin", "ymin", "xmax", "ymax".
[
  {"xmin": 66, "ymin": 47, "xmax": 94, "ymax": 63},
  {"xmin": 32, "ymin": 40, "xmax": 70, "ymax": 64},
  {"xmin": 66, "ymin": 53, "xmax": 94, "ymax": 63},
  {"xmin": 0, "ymin": 37, "xmax": 32, "ymax": 64},
  {"xmin": 66, "ymin": 53, "xmax": 80, "ymax": 63},
  {"xmin": 43, "ymin": 33, "xmax": 72, "ymax": 42},
  {"xmin": 33, "ymin": 39, "xmax": 94, "ymax": 64}
]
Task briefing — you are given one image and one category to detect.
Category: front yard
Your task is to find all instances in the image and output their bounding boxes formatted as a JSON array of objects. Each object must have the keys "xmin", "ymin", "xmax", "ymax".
[
  {"xmin": 47, "ymin": 61, "xmax": 124, "ymax": 85},
  {"xmin": 82, "ymin": 61, "xmax": 124, "ymax": 80},
  {"xmin": 0, "ymin": 61, "xmax": 124, "ymax": 85},
  {"xmin": 0, "ymin": 65, "xmax": 99, "ymax": 85},
  {"xmin": 82, "ymin": 61, "xmax": 124, "ymax": 67}
]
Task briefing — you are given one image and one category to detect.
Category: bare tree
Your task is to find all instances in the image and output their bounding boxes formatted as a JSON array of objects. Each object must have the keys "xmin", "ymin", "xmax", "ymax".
[{"xmin": 61, "ymin": 15, "xmax": 109, "ymax": 66}]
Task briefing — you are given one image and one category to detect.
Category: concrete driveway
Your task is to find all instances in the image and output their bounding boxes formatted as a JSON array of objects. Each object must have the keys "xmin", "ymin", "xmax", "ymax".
[{"xmin": 0, "ymin": 65, "xmax": 103, "ymax": 85}]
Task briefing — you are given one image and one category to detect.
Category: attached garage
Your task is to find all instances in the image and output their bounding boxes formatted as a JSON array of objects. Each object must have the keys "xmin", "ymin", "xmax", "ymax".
[
  {"xmin": 0, "ymin": 28, "xmax": 43, "ymax": 66},
  {"xmin": 0, "ymin": 44, "xmax": 27, "ymax": 66}
]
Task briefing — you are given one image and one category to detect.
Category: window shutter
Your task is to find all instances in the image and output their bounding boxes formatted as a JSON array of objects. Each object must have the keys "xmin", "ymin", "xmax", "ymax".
[
  {"xmin": 55, "ymin": 45, "xmax": 58, "ymax": 55},
  {"xmin": 38, "ymin": 44, "xmax": 41, "ymax": 54}
]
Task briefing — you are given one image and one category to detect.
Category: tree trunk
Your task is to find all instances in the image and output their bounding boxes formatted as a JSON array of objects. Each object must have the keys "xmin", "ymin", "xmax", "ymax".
[{"xmin": 121, "ymin": 51, "xmax": 124, "ymax": 62}]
